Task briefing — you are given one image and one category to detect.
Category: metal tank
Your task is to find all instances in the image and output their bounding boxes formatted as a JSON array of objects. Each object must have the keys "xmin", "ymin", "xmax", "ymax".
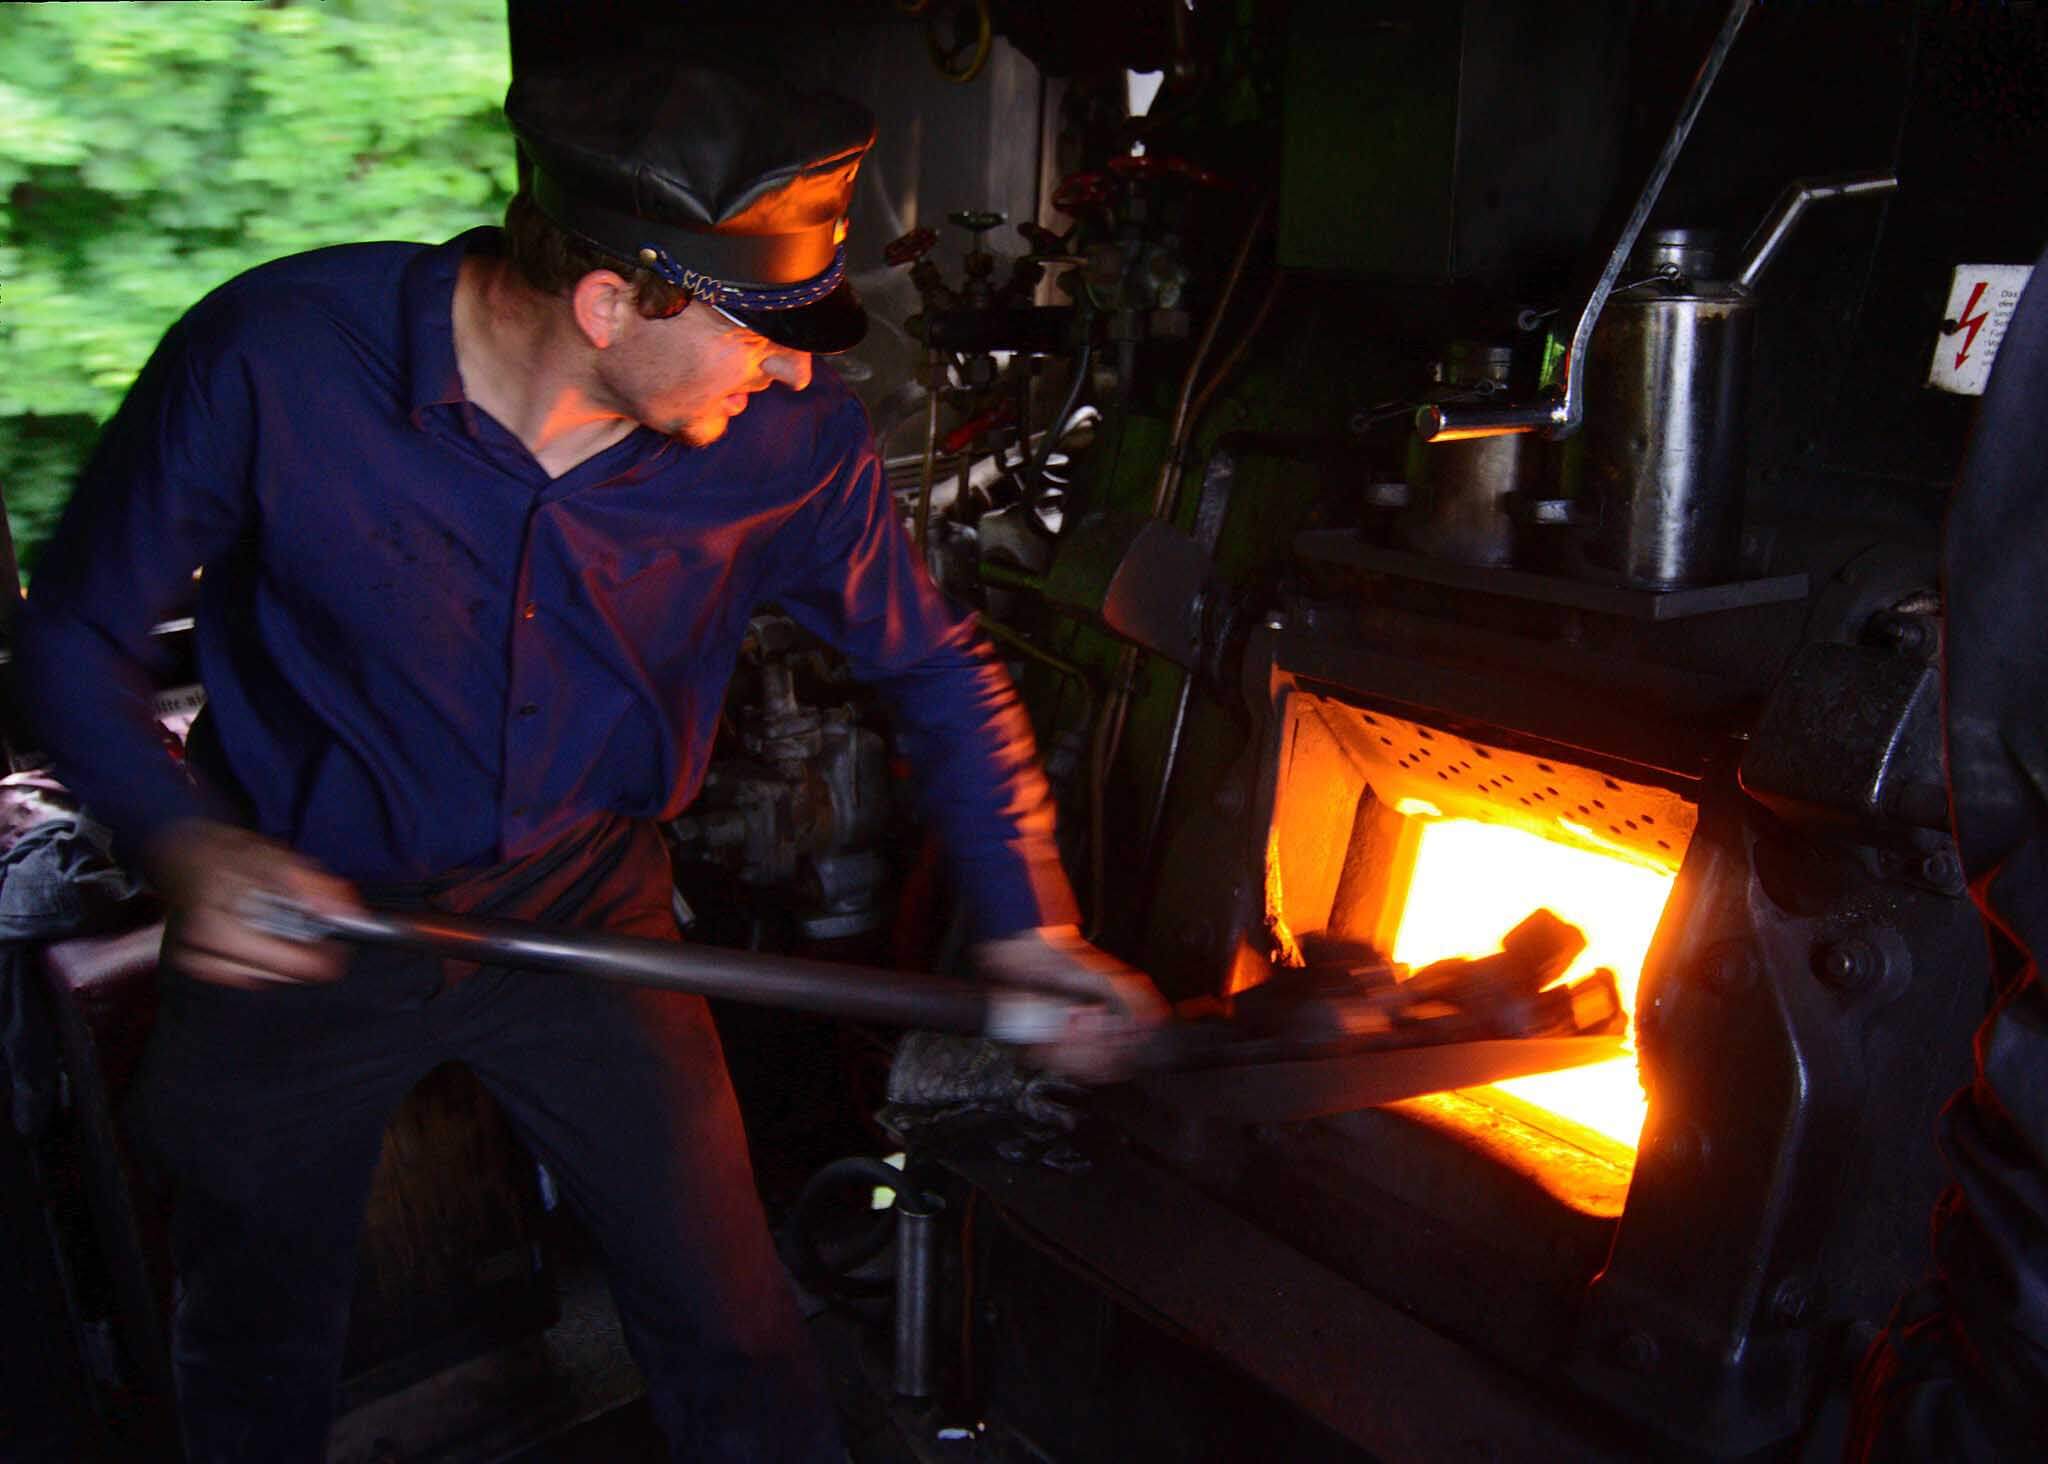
[
  {"xmin": 1580, "ymin": 229, "xmax": 1755, "ymax": 588},
  {"xmin": 1398, "ymin": 342, "xmax": 1534, "ymax": 568}
]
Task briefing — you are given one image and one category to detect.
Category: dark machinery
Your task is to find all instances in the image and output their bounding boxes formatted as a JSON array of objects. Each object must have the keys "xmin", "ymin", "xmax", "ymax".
[
  {"xmin": 666, "ymin": 614, "xmax": 896, "ymax": 942},
  {"xmin": 781, "ymin": 3, "xmax": 2040, "ymax": 1461}
]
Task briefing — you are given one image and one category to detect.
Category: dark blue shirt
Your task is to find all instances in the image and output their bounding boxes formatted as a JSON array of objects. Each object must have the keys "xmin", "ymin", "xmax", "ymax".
[{"xmin": 19, "ymin": 230, "xmax": 1076, "ymax": 939}]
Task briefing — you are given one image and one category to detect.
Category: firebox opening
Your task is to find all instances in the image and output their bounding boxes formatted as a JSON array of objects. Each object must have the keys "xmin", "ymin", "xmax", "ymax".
[
  {"xmin": 1264, "ymin": 694, "xmax": 1697, "ymax": 1207},
  {"xmin": 1390, "ymin": 816, "xmax": 1675, "ymax": 1152}
]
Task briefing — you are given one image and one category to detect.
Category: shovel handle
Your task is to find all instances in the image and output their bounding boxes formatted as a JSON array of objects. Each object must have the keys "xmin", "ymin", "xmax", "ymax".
[{"xmin": 239, "ymin": 892, "xmax": 1078, "ymax": 1043}]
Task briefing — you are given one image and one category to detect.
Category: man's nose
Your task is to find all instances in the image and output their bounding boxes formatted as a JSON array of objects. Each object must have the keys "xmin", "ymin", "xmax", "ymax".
[{"xmin": 763, "ymin": 348, "xmax": 812, "ymax": 392}]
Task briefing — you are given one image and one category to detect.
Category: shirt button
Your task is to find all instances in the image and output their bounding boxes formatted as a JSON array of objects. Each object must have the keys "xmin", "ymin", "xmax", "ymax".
[
  {"xmin": 517, "ymin": 703, "xmax": 539, "ymax": 717},
  {"xmin": 522, "ymin": 602, "xmax": 537, "ymax": 620},
  {"xmin": 511, "ymin": 805, "xmax": 529, "ymax": 818}
]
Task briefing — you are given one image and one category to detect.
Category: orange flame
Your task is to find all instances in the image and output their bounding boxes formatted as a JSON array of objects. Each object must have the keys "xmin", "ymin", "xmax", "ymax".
[{"xmin": 1388, "ymin": 817, "xmax": 1678, "ymax": 1151}]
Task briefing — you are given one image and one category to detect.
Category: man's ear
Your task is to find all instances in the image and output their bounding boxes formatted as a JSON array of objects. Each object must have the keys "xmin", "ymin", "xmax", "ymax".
[{"xmin": 570, "ymin": 270, "xmax": 635, "ymax": 350}]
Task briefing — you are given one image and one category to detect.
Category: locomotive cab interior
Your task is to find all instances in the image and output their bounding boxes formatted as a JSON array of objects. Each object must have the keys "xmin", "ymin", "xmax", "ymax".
[{"xmin": 3, "ymin": 2, "xmax": 2044, "ymax": 1460}]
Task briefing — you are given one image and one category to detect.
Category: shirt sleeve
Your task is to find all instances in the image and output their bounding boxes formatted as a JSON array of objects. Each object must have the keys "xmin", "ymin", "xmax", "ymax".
[
  {"xmin": 14, "ymin": 306, "xmax": 254, "ymax": 865},
  {"xmin": 770, "ymin": 395, "xmax": 1081, "ymax": 941}
]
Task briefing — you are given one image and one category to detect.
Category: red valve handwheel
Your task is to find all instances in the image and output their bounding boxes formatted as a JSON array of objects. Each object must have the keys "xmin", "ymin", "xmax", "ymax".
[
  {"xmin": 885, "ymin": 226, "xmax": 939, "ymax": 266},
  {"xmin": 1052, "ymin": 171, "xmax": 1112, "ymax": 213}
]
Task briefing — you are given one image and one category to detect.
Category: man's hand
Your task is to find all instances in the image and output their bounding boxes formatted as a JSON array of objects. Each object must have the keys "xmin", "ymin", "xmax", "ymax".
[
  {"xmin": 973, "ymin": 925, "xmax": 1169, "ymax": 1084},
  {"xmin": 145, "ymin": 819, "xmax": 362, "ymax": 989}
]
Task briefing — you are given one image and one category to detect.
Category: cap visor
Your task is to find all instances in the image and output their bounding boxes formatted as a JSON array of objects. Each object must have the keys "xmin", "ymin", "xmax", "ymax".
[{"xmin": 722, "ymin": 276, "xmax": 868, "ymax": 355}]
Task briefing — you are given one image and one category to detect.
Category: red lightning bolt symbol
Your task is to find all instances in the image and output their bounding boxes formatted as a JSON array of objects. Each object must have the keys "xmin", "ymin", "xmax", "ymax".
[{"xmin": 1954, "ymin": 280, "xmax": 1991, "ymax": 370}]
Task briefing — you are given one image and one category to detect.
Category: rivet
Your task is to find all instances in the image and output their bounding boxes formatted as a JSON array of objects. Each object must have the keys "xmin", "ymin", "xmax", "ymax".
[
  {"xmin": 1634, "ymin": 992, "xmax": 1663, "ymax": 1039},
  {"xmin": 638, "ymin": 246, "xmax": 659, "ymax": 266},
  {"xmin": 1651, "ymin": 1125, "xmax": 1701, "ymax": 1169},
  {"xmin": 1769, "ymin": 1276, "xmax": 1814, "ymax": 1326},
  {"xmin": 1619, "ymin": 1330, "xmax": 1660, "ymax": 1372}
]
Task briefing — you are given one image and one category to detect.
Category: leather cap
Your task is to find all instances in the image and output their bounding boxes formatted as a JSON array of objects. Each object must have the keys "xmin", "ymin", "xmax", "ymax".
[{"xmin": 506, "ymin": 64, "xmax": 875, "ymax": 353}]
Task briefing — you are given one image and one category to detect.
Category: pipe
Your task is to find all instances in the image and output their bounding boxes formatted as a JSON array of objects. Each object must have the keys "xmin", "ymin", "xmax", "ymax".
[
  {"xmin": 239, "ymin": 894, "xmax": 1081, "ymax": 1043},
  {"xmin": 1139, "ymin": 671, "xmax": 1195, "ymax": 889},
  {"xmin": 1151, "ymin": 195, "xmax": 1274, "ymax": 518},
  {"xmin": 1081, "ymin": 200, "xmax": 1279, "ymax": 943},
  {"xmin": 1418, "ymin": 0, "xmax": 1755, "ymax": 444},
  {"xmin": 914, "ymin": 349, "xmax": 945, "ymax": 557},
  {"xmin": 1413, "ymin": 401, "xmax": 1559, "ymax": 443},
  {"xmin": 1134, "ymin": 444, "xmax": 1241, "ymax": 889},
  {"xmin": 893, "ymin": 1185, "xmax": 946, "ymax": 1397},
  {"xmin": 975, "ymin": 560, "xmax": 1045, "ymax": 594},
  {"xmin": 1734, "ymin": 171, "xmax": 1898, "ymax": 290},
  {"xmin": 1180, "ymin": 271, "xmax": 1286, "ymax": 469},
  {"xmin": 977, "ymin": 614, "xmax": 1094, "ymax": 715},
  {"xmin": 976, "ymin": 613, "xmax": 1106, "ymax": 925},
  {"xmin": 1084, "ymin": 645, "xmax": 1137, "ymax": 944},
  {"xmin": 1023, "ymin": 338, "xmax": 1093, "ymax": 504}
]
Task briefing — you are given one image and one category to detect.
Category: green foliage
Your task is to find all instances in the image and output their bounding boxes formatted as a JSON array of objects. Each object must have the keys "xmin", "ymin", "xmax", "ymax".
[{"xmin": 0, "ymin": 0, "xmax": 514, "ymax": 575}]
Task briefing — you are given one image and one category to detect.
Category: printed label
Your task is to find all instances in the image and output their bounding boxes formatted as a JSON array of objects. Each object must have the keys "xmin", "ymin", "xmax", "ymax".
[{"xmin": 1929, "ymin": 264, "xmax": 2034, "ymax": 396}]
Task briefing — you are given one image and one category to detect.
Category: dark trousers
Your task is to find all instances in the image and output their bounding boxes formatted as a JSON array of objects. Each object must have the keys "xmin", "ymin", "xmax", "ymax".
[{"xmin": 127, "ymin": 817, "xmax": 841, "ymax": 1463}]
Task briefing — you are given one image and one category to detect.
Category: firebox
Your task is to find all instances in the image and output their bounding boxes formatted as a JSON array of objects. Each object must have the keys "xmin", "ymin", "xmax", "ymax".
[
  {"xmin": 926, "ymin": 592, "xmax": 2000, "ymax": 1463},
  {"xmin": 1260, "ymin": 694, "xmax": 1696, "ymax": 1202},
  {"xmin": 948, "ymin": 543, "xmax": 2003, "ymax": 1459},
  {"xmin": 1108, "ymin": 602, "xmax": 1995, "ymax": 1458}
]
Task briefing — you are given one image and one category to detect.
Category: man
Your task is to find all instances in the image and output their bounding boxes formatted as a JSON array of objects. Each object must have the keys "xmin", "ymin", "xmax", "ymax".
[
  {"xmin": 17, "ymin": 62, "xmax": 1161, "ymax": 1462},
  {"xmin": 1845, "ymin": 246, "xmax": 2048, "ymax": 1459}
]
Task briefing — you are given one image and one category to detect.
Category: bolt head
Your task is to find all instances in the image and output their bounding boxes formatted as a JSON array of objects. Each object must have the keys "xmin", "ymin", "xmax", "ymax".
[
  {"xmin": 1814, "ymin": 935, "xmax": 1879, "ymax": 990},
  {"xmin": 1701, "ymin": 943, "xmax": 1753, "ymax": 995},
  {"xmin": 1920, "ymin": 848, "xmax": 1965, "ymax": 894}
]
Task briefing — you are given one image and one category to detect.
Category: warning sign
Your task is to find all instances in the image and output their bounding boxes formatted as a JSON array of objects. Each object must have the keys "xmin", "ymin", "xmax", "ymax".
[{"xmin": 1928, "ymin": 263, "xmax": 2034, "ymax": 396}]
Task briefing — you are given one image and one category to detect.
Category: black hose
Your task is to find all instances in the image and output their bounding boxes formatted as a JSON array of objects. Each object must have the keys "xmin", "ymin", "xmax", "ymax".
[{"xmin": 785, "ymin": 1156, "xmax": 902, "ymax": 1301}]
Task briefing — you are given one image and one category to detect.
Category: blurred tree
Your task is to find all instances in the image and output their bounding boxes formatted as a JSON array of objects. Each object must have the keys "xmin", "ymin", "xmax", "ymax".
[{"xmin": 0, "ymin": 0, "xmax": 513, "ymax": 575}]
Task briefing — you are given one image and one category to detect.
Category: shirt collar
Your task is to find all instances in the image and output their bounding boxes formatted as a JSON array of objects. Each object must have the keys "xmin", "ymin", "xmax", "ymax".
[
  {"xmin": 401, "ymin": 227, "xmax": 501, "ymax": 426},
  {"xmin": 396, "ymin": 226, "xmax": 679, "ymax": 485}
]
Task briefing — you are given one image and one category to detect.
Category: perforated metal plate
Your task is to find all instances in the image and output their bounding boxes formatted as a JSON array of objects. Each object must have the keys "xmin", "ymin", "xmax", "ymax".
[{"xmin": 1301, "ymin": 698, "xmax": 1697, "ymax": 870}]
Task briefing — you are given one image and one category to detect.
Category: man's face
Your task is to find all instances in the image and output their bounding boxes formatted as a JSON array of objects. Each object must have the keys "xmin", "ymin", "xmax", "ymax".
[{"xmin": 596, "ymin": 298, "xmax": 814, "ymax": 447}]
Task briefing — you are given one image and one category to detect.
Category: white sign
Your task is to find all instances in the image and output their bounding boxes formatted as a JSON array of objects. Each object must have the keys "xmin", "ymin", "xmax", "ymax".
[{"xmin": 1928, "ymin": 263, "xmax": 2034, "ymax": 396}]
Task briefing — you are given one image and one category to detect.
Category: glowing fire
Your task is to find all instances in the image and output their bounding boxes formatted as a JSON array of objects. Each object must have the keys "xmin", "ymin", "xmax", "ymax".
[{"xmin": 1389, "ymin": 817, "xmax": 1678, "ymax": 1151}]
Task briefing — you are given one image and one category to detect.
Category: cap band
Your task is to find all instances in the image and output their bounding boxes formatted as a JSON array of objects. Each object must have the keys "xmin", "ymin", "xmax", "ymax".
[{"xmin": 635, "ymin": 242, "xmax": 846, "ymax": 312}]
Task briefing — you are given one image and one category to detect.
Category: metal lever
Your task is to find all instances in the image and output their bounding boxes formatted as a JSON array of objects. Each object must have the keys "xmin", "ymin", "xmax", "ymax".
[
  {"xmin": 1418, "ymin": 0, "xmax": 1755, "ymax": 445},
  {"xmin": 239, "ymin": 891, "xmax": 1079, "ymax": 1044}
]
